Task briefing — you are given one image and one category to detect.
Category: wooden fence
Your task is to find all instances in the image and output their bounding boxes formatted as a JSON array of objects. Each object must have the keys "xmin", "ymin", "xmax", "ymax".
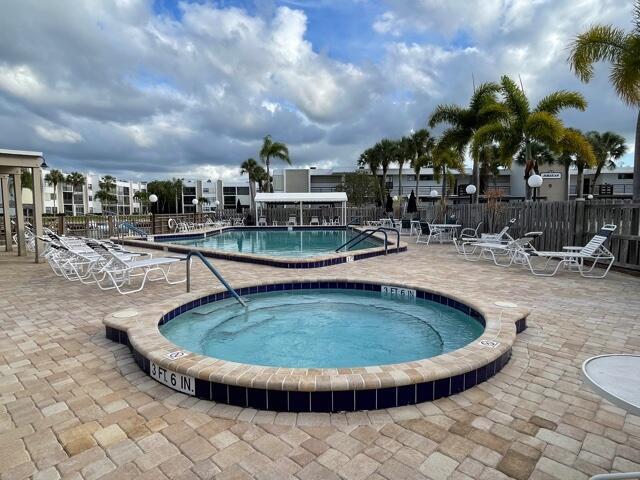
[{"xmin": 27, "ymin": 199, "xmax": 640, "ymax": 272}]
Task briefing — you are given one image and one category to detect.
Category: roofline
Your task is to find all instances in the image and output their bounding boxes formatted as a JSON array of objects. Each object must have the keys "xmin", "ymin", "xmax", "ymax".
[{"xmin": 0, "ymin": 148, "xmax": 43, "ymax": 157}]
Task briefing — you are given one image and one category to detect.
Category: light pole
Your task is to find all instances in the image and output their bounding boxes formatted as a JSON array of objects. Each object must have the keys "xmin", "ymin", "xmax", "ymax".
[
  {"xmin": 148, "ymin": 194, "xmax": 158, "ymax": 234},
  {"xmin": 465, "ymin": 184, "xmax": 477, "ymax": 205},
  {"xmin": 214, "ymin": 200, "xmax": 220, "ymax": 220},
  {"xmin": 527, "ymin": 174, "xmax": 543, "ymax": 202}
]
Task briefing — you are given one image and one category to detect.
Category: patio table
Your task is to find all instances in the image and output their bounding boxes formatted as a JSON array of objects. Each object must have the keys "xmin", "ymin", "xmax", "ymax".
[
  {"xmin": 582, "ymin": 355, "xmax": 640, "ymax": 479},
  {"xmin": 429, "ymin": 224, "xmax": 461, "ymax": 243}
]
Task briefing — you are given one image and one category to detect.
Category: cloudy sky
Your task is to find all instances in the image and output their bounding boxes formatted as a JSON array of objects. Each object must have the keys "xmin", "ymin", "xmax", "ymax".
[{"xmin": 0, "ymin": 0, "xmax": 635, "ymax": 181}]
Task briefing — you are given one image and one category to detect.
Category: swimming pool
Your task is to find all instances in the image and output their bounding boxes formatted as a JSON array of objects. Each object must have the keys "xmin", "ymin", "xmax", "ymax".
[
  {"xmin": 163, "ymin": 228, "xmax": 380, "ymax": 258},
  {"xmin": 160, "ymin": 289, "xmax": 484, "ymax": 368}
]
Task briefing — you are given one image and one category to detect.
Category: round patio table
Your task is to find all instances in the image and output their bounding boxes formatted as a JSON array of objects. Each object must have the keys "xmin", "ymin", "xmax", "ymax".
[{"xmin": 582, "ymin": 354, "xmax": 640, "ymax": 416}]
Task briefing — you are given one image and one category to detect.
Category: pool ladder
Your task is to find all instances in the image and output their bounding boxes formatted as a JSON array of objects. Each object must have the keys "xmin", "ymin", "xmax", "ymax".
[
  {"xmin": 335, "ymin": 227, "xmax": 400, "ymax": 254},
  {"xmin": 185, "ymin": 251, "xmax": 247, "ymax": 307}
]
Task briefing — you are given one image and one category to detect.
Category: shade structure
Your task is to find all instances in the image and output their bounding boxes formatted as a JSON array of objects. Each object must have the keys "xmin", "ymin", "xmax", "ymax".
[
  {"xmin": 253, "ymin": 192, "xmax": 348, "ymax": 226},
  {"xmin": 0, "ymin": 149, "xmax": 45, "ymax": 262}
]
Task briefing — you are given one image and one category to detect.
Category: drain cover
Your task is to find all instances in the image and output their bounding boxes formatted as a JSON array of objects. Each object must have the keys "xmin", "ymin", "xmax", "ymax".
[{"xmin": 113, "ymin": 309, "xmax": 139, "ymax": 318}]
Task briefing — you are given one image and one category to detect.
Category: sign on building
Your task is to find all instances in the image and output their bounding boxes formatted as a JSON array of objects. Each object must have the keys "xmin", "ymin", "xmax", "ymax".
[{"xmin": 541, "ymin": 172, "xmax": 562, "ymax": 179}]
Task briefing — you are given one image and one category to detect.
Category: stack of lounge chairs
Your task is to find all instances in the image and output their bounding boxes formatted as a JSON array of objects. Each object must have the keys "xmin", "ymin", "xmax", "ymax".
[{"xmin": 41, "ymin": 233, "xmax": 185, "ymax": 294}]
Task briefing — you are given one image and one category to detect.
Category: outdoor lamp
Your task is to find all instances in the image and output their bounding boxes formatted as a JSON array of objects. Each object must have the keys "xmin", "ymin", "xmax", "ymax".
[
  {"xmin": 430, "ymin": 190, "xmax": 439, "ymax": 197},
  {"xmin": 40, "ymin": 157, "xmax": 48, "ymax": 169},
  {"xmin": 192, "ymin": 198, "xmax": 198, "ymax": 205},
  {"xmin": 214, "ymin": 200, "xmax": 220, "ymax": 207},
  {"xmin": 587, "ymin": 194, "xmax": 594, "ymax": 200},
  {"xmin": 393, "ymin": 195, "xmax": 399, "ymax": 201},
  {"xmin": 527, "ymin": 174, "xmax": 543, "ymax": 188},
  {"xmin": 465, "ymin": 184, "xmax": 477, "ymax": 195},
  {"xmin": 149, "ymin": 194, "xmax": 158, "ymax": 203}
]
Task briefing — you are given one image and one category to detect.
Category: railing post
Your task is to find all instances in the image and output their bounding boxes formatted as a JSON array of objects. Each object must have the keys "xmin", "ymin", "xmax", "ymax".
[
  {"xmin": 151, "ymin": 213, "xmax": 156, "ymax": 235},
  {"xmin": 186, "ymin": 258, "xmax": 191, "ymax": 293},
  {"xmin": 57, "ymin": 214, "xmax": 65, "ymax": 235}
]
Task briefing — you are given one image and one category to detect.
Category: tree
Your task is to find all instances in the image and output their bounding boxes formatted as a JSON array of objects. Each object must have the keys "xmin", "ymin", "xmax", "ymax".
[
  {"xmin": 198, "ymin": 197, "xmax": 209, "ymax": 205},
  {"xmin": 429, "ymin": 82, "xmax": 502, "ymax": 203},
  {"xmin": 240, "ymin": 158, "xmax": 260, "ymax": 217},
  {"xmin": 568, "ymin": 1, "xmax": 640, "ymax": 200},
  {"xmin": 66, "ymin": 172, "xmax": 85, "ymax": 192},
  {"xmin": 357, "ymin": 148, "xmax": 382, "ymax": 205},
  {"xmin": 395, "ymin": 136, "xmax": 414, "ymax": 204},
  {"xmin": 44, "ymin": 169, "xmax": 65, "ymax": 213},
  {"xmin": 259, "ymin": 135, "xmax": 290, "ymax": 192},
  {"xmin": 133, "ymin": 190, "xmax": 150, "ymax": 213},
  {"xmin": 410, "ymin": 129, "xmax": 436, "ymax": 202},
  {"xmin": 336, "ymin": 171, "xmax": 379, "ymax": 206},
  {"xmin": 171, "ymin": 178, "xmax": 183, "ymax": 214},
  {"xmin": 377, "ymin": 139, "xmax": 395, "ymax": 199},
  {"xmin": 147, "ymin": 180, "xmax": 175, "ymax": 214},
  {"xmin": 95, "ymin": 175, "xmax": 117, "ymax": 214},
  {"xmin": 20, "ymin": 169, "xmax": 33, "ymax": 191},
  {"xmin": 432, "ymin": 145, "xmax": 465, "ymax": 202},
  {"xmin": 585, "ymin": 131, "xmax": 628, "ymax": 193},
  {"xmin": 472, "ymin": 75, "xmax": 587, "ymax": 200}
]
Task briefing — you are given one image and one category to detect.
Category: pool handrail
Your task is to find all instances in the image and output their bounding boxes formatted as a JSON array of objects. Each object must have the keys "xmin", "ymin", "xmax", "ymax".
[
  {"xmin": 185, "ymin": 251, "xmax": 247, "ymax": 307},
  {"xmin": 335, "ymin": 227, "xmax": 400, "ymax": 255},
  {"xmin": 346, "ymin": 216, "xmax": 361, "ymax": 228}
]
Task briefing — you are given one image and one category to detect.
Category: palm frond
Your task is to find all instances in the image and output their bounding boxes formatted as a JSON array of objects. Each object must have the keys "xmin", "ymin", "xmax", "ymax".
[
  {"xmin": 535, "ymin": 90, "xmax": 587, "ymax": 114},
  {"xmin": 635, "ymin": 0, "xmax": 640, "ymax": 32},
  {"xmin": 525, "ymin": 111, "xmax": 565, "ymax": 146},
  {"xmin": 500, "ymin": 75, "xmax": 530, "ymax": 123},
  {"xmin": 560, "ymin": 128, "xmax": 597, "ymax": 168},
  {"xmin": 567, "ymin": 25, "xmax": 628, "ymax": 82},
  {"xmin": 428, "ymin": 104, "xmax": 466, "ymax": 128},
  {"xmin": 469, "ymin": 82, "xmax": 501, "ymax": 112},
  {"xmin": 471, "ymin": 122, "xmax": 505, "ymax": 159},
  {"xmin": 610, "ymin": 44, "xmax": 640, "ymax": 105}
]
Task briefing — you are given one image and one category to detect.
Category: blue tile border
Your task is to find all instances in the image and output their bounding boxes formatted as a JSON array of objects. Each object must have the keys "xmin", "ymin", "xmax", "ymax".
[{"xmin": 106, "ymin": 280, "xmax": 526, "ymax": 412}]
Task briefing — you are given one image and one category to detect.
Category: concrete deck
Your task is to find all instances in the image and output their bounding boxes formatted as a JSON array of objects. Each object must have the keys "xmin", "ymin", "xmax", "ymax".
[{"xmin": 1, "ymin": 243, "xmax": 639, "ymax": 479}]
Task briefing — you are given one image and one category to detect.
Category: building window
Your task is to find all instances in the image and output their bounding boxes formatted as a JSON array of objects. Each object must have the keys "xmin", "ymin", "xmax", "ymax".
[
  {"xmin": 223, "ymin": 187, "xmax": 236, "ymax": 195},
  {"xmin": 419, "ymin": 174, "xmax": 433, "ymax": 181},
  {"xmin": 237, "ymin": 187, "xmax": 249, "ymax": 195},
  {"xmin": 618, "ymin": 173, "xmax": 633, "ymax": 180}
]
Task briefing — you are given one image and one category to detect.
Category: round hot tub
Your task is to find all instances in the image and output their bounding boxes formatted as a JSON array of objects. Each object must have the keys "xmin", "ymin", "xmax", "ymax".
[
  {"xmin": 160, "ymin": 289, "xmax": 484, "ymax": 369},
  {"xmin": 104, "ymin": 281, "xmax": 528, "ymax": 412}
]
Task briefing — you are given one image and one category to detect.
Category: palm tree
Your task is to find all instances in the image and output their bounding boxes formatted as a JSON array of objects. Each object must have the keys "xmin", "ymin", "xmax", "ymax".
[
  {"xmin": 66, "ymin": 172, "xmax": 85, "ymax": 192},
  {"xmin": 377, "ymin": 139, "xmax": 395, "ymax": 199},
  {"xmin": 240, "ymin": 158, "xmax": 260, "ymax": 217},
  {"xmin": 358, "ymin": 147, "xmax": 382, "ymax": 205},
  {"xmin": 44, "ymin": 169, "xmax": 65, "ymax": 213},
  {"xmin": 472, "ymin": 75, "xmax": 587, "ymax": 200},
  {"xmin": 396, "ymin": 136, "xmax": 414, "ymax": 204},
  {"xmin": 20, "ymin": 169, "xmax": 33, "ymax": 192},
  {"xmin": 585, "ymin": 131, "xmax": 628, "ymax": 193},
  {"xmin": 171, "ymin": 178, "xmax": 183, "ymax": 214},
  {"xmin": 568, "ymin": 1, "xmax": 640, "ymax": 200},
  {"xmin": 133, "ymin": 190, "xmax": 150, "ymax": 213},
  {"xmin": 410, "ymin": 129, "xmax": 436, "ymax": 201},
  {"xmin": 95, "ymin": 175, "xmax": 117, "ymax": 214},
  {"xmin": 432, "ymin": 145, "xmax": 465, "ymax": 202},
  {"xmin": 428, "ymin": 82, "xmax": 502, "ymax": 203},
  {"xmin": 259, "ymin": 135, "xmax": 290, "ymax": 193},
  {"xmin": 253, "ymin": 166, "xmax": 269, "ymax": 193}
]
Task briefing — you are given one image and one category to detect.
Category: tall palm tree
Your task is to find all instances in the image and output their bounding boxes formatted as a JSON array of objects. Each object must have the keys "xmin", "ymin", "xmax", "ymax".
[
  {"xmin": 240, "ymin": 158, "xmax": 260, "ymax": 217},
  {"xmin": 66, "ymin": 172, "xmax": 85, "ymax": 192},
  {"xmin": 432, "ymin": 145, "xmax": 465, "ymax": 202},
  {"xmin": 568, "ymin": 1, "xmax": 640, "ymax": 200},
  {"xmin": 358, "ymin": 147, "xmax": 382, "ymax": 205},
  {"xmin": 259, "ymin": 135, "xmax": 290, "ymax": 193},
  {"xmin": 396, "ymin": 136, "xmax": 414, "ymax": 203},
  {"xmin": 44, "ymin": 169, "xmax": 65, "ymax": 213},
  {"xmin": 410, "ymin": 129, "xmax": 435, "ymax": 200},
  {"xmin": 473, "ymin": 75, "xmax": 587, "ymax": 200},
  {"xmin": 377, "ymin": 139, "xmax": 395, "ymax": 199},
  {"xmin": 171, "ymin": 178, "xmax": 183, "ymax": 214},
  {"xmin": 428, "ymin": 82, "xmax": 502, "ymax": 203},
  {"xmin": 585, "ymin": 131, "xmax": 628, "ymax": 193},
  {"xmin": 96, "ymin": 175, "xmax": 117, "ymax": 214},
  {"xmin": 20, "ymin": 169, "xmax": 33, "ymax": 192}
]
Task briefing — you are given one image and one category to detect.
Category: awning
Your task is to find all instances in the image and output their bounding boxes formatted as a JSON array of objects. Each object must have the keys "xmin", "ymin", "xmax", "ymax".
[{"xmin": 254, "ymin": 192, "xmax": 347, "ymax": 203}]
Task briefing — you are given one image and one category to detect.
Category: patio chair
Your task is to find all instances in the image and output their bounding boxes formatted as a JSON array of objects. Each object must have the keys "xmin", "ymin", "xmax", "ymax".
[
  {"xmin": 462, "ymin": 233, "xmax": 542, "ymax": 267},
  {"xmin": 454, "ymin": 218, "xmax": 515, "ymax": 254},
  {"xmin": 287, "ymin": 216, "xmax": 297, "ymax": 226},
  {"xmin": 257, "ymin": 217, "xmax": 268, "ymax": 227},
  {"xmin": 92, "ymin": 251, "xmax": 186, "ymax": 294},
  {"xmin": 460, "ymin": 222, "xmax": 483, "ymax": 240},
  {"xmin": 518, "ymin": 224, "xmax": 617, "ymax": 278},
  {"xmin": 416, "ymin": 222, "xmax": 444, "ymax": 245},
  {"xmin": 310, "ymin": 216, "xmax": 320, "ymax": 226}
]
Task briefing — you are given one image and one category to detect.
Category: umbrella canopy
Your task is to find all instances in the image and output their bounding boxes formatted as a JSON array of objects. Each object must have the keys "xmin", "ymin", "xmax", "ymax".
[
  {"xmin": 407, "ymin": 190, "xmax": 417, "ymax": 213},
  {"xmin": 385, "ymin": 194, "xmax": 393, "ymax": 213},
  {"xmin": 236, "ymin": 199, "xmax": 243, "ymax": 213}
]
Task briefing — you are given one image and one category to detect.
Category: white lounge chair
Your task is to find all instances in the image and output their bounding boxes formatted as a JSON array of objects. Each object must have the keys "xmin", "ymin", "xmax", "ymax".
[
  {"xmin": 454, "ymin": 218, "xmax": 516, "ymax": 254},
  {"xmin": 518, "ymin": 225, "xmax": 617, "ymax": 278},
  {"xmin": 310, "ymin": 216, "xmax": 320, "ymax": 226},
  {"xmin": 462, "ymin": 233, "xmax": 542, "ymax": 267},
  {"xmin": 257, "ymin": 217, "xmax": 268, "ymax": 227},
  {"xmin": 287, "ymin": 216, "xmax": 297, "ymax": 226},
  {"xmin": 92, "ymin": 252, "xmax": 185, "ymax": 294}
]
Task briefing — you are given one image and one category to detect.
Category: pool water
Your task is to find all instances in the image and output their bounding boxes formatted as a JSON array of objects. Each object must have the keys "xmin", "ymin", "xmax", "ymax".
[
  {"xmin": 160, "ymin": 290, "xmax": 484, "ymax": 368},
  {"xmin": 165, "ymin": 228, "xmax": 380, "ymax": 257}
]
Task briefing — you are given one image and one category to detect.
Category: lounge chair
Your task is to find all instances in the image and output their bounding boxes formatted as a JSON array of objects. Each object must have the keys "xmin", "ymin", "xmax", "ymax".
[
  {"xmin": 310, "ymin": 216, "xmax": 320, "ymax": 226},
  {"xmin": 257, "ymin": 217, "xmax": 268, "ymax": 227},
  {"xmin": 518, "ymin": 225, "xmax": 617, "ymax": 278},
  {"xmin": 462, "ymin": 233, "xmax": 542, "ymax": 267},
  {"xmin": 454, "ymin": 218, "xmax": 516, "ymax": 254},
  {"xmin": 287, "ymin": 216, "xmax": 297, "ymax": 226}
]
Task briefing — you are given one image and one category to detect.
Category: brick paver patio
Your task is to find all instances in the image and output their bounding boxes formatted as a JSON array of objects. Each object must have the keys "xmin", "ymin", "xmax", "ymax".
[{"xmin": 1, "ymin": 243, "xmax": 639, "ymax": 480}]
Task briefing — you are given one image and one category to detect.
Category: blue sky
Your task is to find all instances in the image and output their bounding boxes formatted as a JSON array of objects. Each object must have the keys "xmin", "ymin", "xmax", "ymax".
[{"xmin": 0, "ymin": 0, "xmax": 634, "ymax": 179}]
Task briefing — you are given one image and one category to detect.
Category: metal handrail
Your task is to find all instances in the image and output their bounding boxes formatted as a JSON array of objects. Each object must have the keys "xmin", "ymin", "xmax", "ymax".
[
  {"xmin": 185, "ymin": 251, "xmax": 247, "ymax": 307},
  {"xmin": 336, "ymin": 227, "xmax": 401, "ymax": 255},
  {"xmin": 119, "ymin": 221, "xmax": 148, "ymax": 237},
  {"xmin": 346, "ymin": 216, "xmax": 361, "ymax": 228}
]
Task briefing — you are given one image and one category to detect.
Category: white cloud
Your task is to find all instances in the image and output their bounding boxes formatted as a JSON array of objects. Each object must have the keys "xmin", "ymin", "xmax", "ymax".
[{"xmin": 34, "ymin": 124, "xmax": 83, "ymax": 143}]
